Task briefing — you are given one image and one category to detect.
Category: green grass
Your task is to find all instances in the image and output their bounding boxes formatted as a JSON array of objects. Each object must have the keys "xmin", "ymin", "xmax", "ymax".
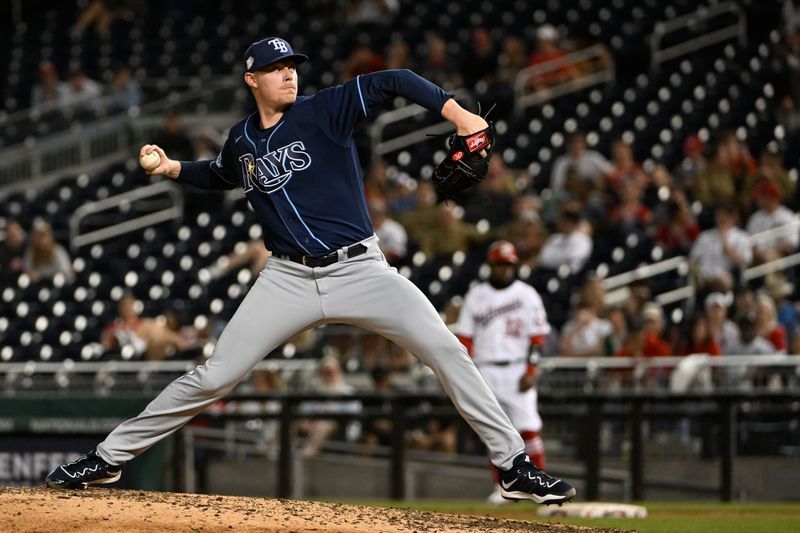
[{"xmin": 333, "ymin": 499, "xmax": 800, "ymax": 533}]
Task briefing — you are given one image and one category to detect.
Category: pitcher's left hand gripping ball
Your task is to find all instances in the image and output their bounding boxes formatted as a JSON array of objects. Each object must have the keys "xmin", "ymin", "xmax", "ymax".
[{"xmin": 432, "ymin": 123, "xmax": 494, "ymax": 199}]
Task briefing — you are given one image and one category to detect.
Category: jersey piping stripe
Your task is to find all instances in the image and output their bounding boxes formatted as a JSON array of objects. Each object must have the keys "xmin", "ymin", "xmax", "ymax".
[
  {"xmin": 244, "ymin": 113, "xmax": 310, "ymax": 255},
  {"xmin": 355, "ymin": 75, "xmax": 368, "ymax": 117},
  {"xmin": 265, "ymin": 121, "xmax": 329, "ymax": 253},
  {"xmin": 274, "ymin": 206, "xmax": 312, "ymax": 255},
  {"xmin": 242, "ymin": 113, "xmax": 258, "ymax": 152},
  {"xmin": 281, "ymin": 189, "xmax": 330, "ymax": 251}
]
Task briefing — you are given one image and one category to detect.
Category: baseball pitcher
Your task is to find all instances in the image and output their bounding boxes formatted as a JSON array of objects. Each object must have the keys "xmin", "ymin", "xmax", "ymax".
[{"xmin": 46, "ymin": 37, "xmax": 574, "ymax": 504}]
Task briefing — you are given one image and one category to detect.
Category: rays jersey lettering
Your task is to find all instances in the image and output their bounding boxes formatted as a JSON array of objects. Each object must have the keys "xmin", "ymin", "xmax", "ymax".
[{"xmin": 239, "ymin": 141, "xmax": 312, "ymax": 194}]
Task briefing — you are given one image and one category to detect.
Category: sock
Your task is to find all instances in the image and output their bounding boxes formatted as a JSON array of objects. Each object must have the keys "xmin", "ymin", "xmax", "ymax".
[{"xmin": 521, "ymin": 430, "xmax": 546, "ymax": 470}]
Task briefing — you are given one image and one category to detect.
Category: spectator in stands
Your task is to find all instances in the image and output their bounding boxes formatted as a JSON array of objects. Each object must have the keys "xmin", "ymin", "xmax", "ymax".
[
  {"xmin": 192, "ymin": 129, "xmax": 221, "ymax": 161},
  {"xmin": 406, "ymin": 417, "xmax": 457, "ymax": 454},
  {"xmin": 603, "ymin": 307, "xmax": 628, "ymax": 356},
  {"xmin": 639, "ymin": 302, "xmax": 674, "ymax": 357},
  {"xmin": 415, "ymin": 203, "xmax": 485, "ymax": 257},
  {"xmin": 30, "ymin": 63, "xmax": 67, "ymax": 111},
  {"xmin": 719, "ymin": 131, "xmax": 757, "ymax": 185},
  {"xmin": 340, "ymin": 43, "xmax": 386, "ymax": 83},
  {"xmin": 460, "ymin": 28, "xmax": 498, "ymax": 91},
  {"xmin": 101, "ymin": 295, "xmax": 194, "ymax": 360},
  {"xmin": 727, "ymin": 312, "xmax": 776, "ymax": 355},
  {"xmin": 655, "ymin": 193, "xmax": 700, "ymax": 257},
  {"xmin": 784, "ymin": 0, "xmax": 800, "ymax": 36},
  {"xmin": 568, "ymin": 34, "xmax": 612, "ymax": 77},
  {"xmin": 673, "ymin": 134, "xmax": 707, "ymax": 189},
  {"xmin": 346, "ymin": 0, "xmax": 399, "ymax": 28},
  {"xmin": 398, "ymin": 180, "xmax": 439, "ymax": 240},
  {"xmin": 764, "ymin": 275, "xmax": 799, "ymax": 347},
  {"xmin": 562, "ymin": 166, "xmax": 607, "ymax": 229},
  {"xmin": 527, "ymin": 24, "xmax": 578, "ymax": 91},
  {"xmin": 677, "ymin": 314, "xmax": 721, "ymax": 356},
  {"xmin": 615, "ymin": 315, "xmax": 646, "ymax": 358},
  {"xmin": 746, "ymin": 179, "xmax": 799, "ymax": 263},
  {"xmin": 580, "ymin": 273, "xmax": 607, "ymax": 316},
  {"xmin": 606, "ymin": 138, "xmax": 647, "ymax": 193},
  {"xmin": 537, "ymin": 207, "xmax": 593, "ymax": 273},
  {"xmin": 732, "ymin": 287, "xmax": 756, "ymax": 324},
  {"xmin": 693, "ymin": 143, "xmax": 736, "ymax": 208},
  {"xmin": 705, "ymin": 292, "xmax": 740, "ymax": 354},
  {"xmin": 153, "ymin": 112, "xmax": 195, "ymax": 161},
  {"xmin": 462, "ymin": 157, "xmax": 516, "ymax": 227},
  {"xmin": 497, "ymin": 36, "xmax": 528, "ymax": 84},
  {"xmin": 494, "ymin": 195, "xmax": 547, "ymax": 267},
  {"xmin": 74, "ymin": 0, "xmax": 135, "ymax": 36},
  {"xmin": 753, "ymin": 149, "xmax": 794, "ymax": 207},
  {"xmin": 225, "ymin": 369, "xmax": 284, "ymax": 456},
  {"xmin": 608, "ymin": 177, "xmax": 651, "ymax": 234},
  {"xmin": 0, "ymin": 219, "xmax": 26, "ymax": 279},
  {"xmin": 559, "ymin": 301, "xmax": 612, "ymax": 357},
  {"xmin": 420, "ymin": 35, "xmax": 458, "ymax": 90},
  {"xmin": 359, "ymin": 365, "xmax": 399, "ymax": 448},
  {"xmin": 689, "ymin": 204, "xmax": 752, "ymax": 292},
  {"xmin": 549, "ymin": 131, "xmax": 613, "ymax": 197},
  {"xmin": 385, "ymin": 41, "xmax": 413, "ymax": 71},
  {"xmin": 368, "ymin": 197, "xmax": 407, "ymax": 264},
  {"xmin": 755, "ymin": 293, "xmax": 787, "ymax": 353},
  {"xmin": 107, "ymin": 66, "xmax": 142, "ymax": 113},
  {"xmin": 60, "ymin": 67, "xmax": 103, "ymax": 114},
  {"xmin": 206, "ymin": 240, "xmax": 271, "ymax": 281},
  {"xmin": 23, "ymin": 222, "xmax": 73, "ymax": 282},
  {"xmin": 297, "ymin": 356, "xmax": 361, "ymax": 456}
]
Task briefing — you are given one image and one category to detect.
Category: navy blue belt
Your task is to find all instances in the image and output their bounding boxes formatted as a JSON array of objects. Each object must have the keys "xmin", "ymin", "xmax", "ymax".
[{"xmin": 279, "ymin": 243, "xmax": 368, "ymax": 268}]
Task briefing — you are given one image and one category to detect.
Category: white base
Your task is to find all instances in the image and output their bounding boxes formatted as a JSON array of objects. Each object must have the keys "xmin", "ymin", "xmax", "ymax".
[{"xmin": 537, "ymin": 502, "xmax": 647, "ymax": 518}]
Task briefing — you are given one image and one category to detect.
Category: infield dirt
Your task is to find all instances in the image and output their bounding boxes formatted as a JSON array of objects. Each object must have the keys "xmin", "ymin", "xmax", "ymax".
[{"xmin": 1, "ymin": 487, "xmax": 624, "ymax": 532}]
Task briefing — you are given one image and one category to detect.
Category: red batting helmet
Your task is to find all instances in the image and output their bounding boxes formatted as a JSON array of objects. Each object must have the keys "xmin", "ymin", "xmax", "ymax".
[{"xmin": 487, "ymin": 240, "xmax": 518, "ymax": 265}]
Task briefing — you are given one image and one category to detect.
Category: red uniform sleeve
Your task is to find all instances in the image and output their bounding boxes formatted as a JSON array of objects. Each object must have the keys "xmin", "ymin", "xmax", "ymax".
[{"xmin": 457, "ymin": 336, "xmax": 473, "ymax": 357}]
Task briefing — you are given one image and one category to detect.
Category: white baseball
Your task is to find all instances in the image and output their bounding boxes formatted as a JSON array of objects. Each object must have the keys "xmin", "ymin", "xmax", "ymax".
[{"xmin": 140, "ymin": 151, "xmax": 161, "ymax": 171}]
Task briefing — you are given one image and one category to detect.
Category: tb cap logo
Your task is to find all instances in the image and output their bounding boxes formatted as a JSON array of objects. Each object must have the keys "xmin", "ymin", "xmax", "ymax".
[{"xmin": 267, "ymin": 38, "xmax": 289, "ymax": 53}]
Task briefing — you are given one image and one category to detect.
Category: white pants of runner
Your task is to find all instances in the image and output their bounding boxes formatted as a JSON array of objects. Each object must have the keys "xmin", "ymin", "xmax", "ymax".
[
  {"xmin": 97, "ymin": 236, "xmax": 524, "ymax": 469},
  {"xmin": 476, "ymin": 361, "xmax": 542, "ymax": 432}
]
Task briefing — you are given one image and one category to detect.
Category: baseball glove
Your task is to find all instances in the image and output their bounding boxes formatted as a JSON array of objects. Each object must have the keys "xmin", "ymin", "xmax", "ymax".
[{"xmin": 432, "ymin": 124, "xmax": 494, "ymax": 199}]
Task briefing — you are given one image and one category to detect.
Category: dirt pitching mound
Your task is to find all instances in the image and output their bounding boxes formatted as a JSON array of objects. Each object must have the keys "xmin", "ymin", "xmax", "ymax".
[{"xmin": 1, "ymin": 487, "xmax": 622, "ymax": 533}]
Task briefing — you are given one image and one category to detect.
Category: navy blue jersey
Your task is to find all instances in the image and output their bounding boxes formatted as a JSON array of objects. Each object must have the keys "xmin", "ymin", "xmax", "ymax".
[{"xmin": 178, "ymin": 69, "xmax": 452, "ymax": 257}]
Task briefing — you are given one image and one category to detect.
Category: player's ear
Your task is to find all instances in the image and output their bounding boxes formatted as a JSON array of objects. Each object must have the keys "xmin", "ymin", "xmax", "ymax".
[{"xmin": 244, "ymin": 72, "xmax": 257, "ymax": 89}]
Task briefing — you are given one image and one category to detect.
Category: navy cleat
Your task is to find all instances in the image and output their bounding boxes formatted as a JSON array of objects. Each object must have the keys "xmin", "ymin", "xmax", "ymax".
[
  {"xmin": 499, "ymin": 453, "xmax": 576, "ymax": 504},
  {"xmin": 45, "ymin": 449, "xmax": 122, "ymax": 489}
]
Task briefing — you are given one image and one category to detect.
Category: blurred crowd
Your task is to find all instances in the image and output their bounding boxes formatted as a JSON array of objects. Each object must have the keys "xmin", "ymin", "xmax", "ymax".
[
  {"xmin": 3, "ymin": 0, "xmax": 800, "ymax": 464},
  {"xmin": 5, "ymin": 4, "xmax": 800, "ymax": 366}
]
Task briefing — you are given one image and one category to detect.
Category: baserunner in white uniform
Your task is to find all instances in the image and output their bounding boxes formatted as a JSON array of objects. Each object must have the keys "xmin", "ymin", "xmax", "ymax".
[
  {"xmin": 46, "ymin": 36, "xmax": 575, "ymax": 505},
  {"xmin": 456, "ymin": 241, "xmax": 552, "ymax": 504}
]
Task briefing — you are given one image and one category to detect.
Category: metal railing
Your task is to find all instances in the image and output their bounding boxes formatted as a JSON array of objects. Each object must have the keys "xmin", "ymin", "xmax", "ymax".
[
  {"xmin": 369, "ymin": 89, "xmax": 472, "ymax": 162},
  {"xmin": 0, "ymin": 79, "xmax": 240, "ymax": 194},
  {"xmin": 651, "ymin": 1, "xmax": 747, "ymax": 70},
  {"xmin": 514, "ymin": 44, "xmax": 616, "ymax": 112},
  {"xmin": 69, "ymin": 180, "xmax": 184, "ymax": 250},
  {"xmin": 602, "ymin": 218, "xmax": 800, "ymax": 307},
  {"xmin": 186, "ymin": 388, "xmax": 800, "ymax": 501},
  {"xmin": 3, "ymin": 354, "xmax": 796, "ymax": 395},
  {"xmin": 0, "ymin": 76, "xmax": 224, "ymax": 135}
]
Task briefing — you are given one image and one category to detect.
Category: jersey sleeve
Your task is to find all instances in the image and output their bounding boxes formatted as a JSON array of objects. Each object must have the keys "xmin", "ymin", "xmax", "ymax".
[
  {"xmin": 312, "ymin": 69, "xmax": 453, "ymax": 145},
  {"xmin": 177, "ymin": 133, "xmax": 239, "ymax": 190},
  {"xmin": 454, "ymin": 292, "xmax": 476, "ymax": 338},
  {"xmin": 526, "ymin": 289, "xmax": 552, "ymax": 337}
]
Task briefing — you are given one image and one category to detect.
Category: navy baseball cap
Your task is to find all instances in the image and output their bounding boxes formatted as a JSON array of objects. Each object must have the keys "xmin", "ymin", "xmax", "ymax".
[{"xmin": 244, "ymin": 37, "xmax": 308, "ymax": 72}]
